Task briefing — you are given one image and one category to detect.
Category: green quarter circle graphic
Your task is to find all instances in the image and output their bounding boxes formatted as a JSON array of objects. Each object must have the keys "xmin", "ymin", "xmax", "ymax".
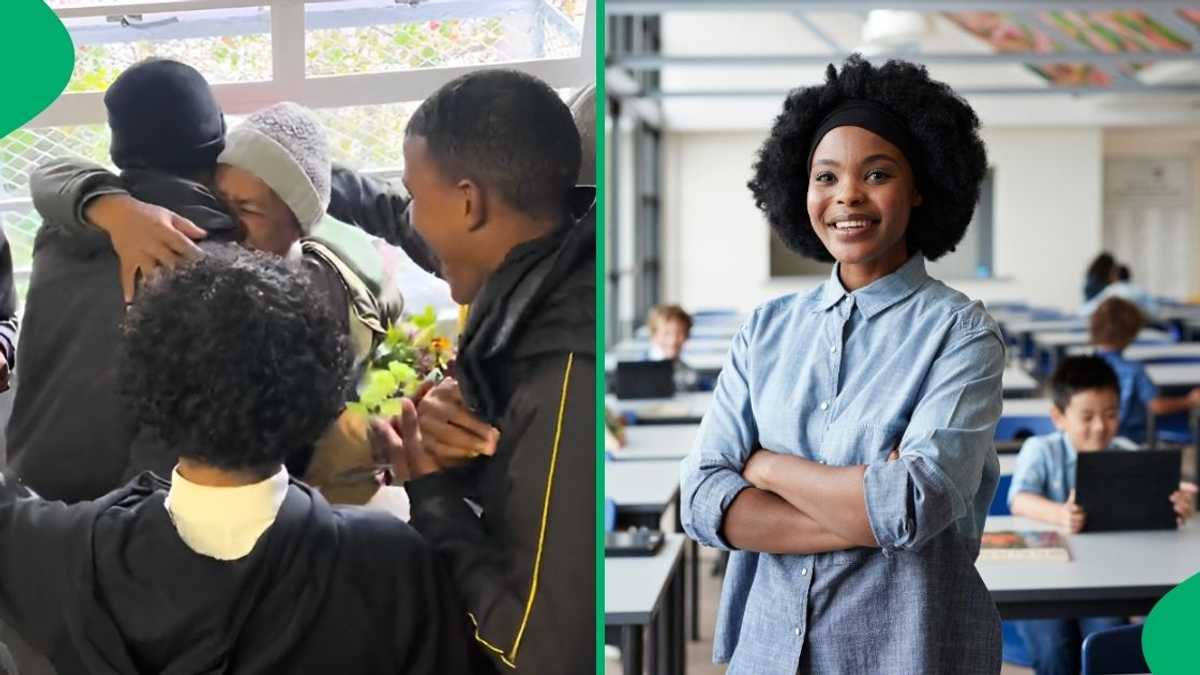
[
  {"xmin": 1, "ymin": 1, "xmax": 73, "ymax": 137},
  {"xmin": 1144, "ymin": 568, "xmax": 1200, "ymax": 674}
]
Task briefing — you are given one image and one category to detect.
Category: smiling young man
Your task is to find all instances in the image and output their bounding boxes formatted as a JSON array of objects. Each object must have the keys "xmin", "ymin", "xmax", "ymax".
[
  {"xmin": 681, "ymin": 57, "xmax": 1004, "ymax": 674},
  {"xmin": 368, "ymin": 69, "xmax": 595, "ymax": 673}
]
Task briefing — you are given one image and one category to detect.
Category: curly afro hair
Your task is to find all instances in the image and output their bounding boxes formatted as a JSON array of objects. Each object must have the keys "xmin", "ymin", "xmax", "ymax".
[
  {"xmin": 748, "ymin": 55, "xmax": 988, "ymax": 262},
  {"xmin": 121, "ymin": 243, "xmax": 353, "ymax": 473}
]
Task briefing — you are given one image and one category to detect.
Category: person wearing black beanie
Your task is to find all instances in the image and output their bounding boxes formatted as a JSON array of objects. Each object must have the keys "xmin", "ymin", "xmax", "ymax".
[{"xmin": 104, "ymin": 58, "xmax": 227, "ymax": 172}]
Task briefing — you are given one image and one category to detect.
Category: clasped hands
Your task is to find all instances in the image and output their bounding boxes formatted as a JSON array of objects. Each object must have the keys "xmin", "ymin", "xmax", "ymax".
[{"xmin": 366, "ymin": 377, "xmax": 500, "ymax": 483}]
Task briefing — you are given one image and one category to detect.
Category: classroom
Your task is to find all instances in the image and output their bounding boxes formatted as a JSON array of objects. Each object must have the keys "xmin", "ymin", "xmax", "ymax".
[{"xmin": 603, "ymin": 3, "xmax": 1200, "ymax": 675}]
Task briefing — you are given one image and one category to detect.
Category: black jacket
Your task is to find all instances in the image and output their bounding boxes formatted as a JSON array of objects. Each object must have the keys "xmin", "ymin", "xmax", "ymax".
[
  {"xmin": 8, "ymin": 162, "xmax": 240, "ymax": 502},
  {"xmin": 0, "ymin": 472, "xmax": 477, "ymax": 673},
  {"xmin": 9, "ymin": 159, "xmax": 434, "ymax": 502},
  {"xmin": 406, "ymin": 209, "xmax": 596, "ymax": 674}
]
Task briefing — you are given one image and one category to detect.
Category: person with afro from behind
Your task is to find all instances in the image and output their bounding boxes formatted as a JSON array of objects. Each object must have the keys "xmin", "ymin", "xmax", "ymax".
[{"xmin": 0, "ymin": 246, "xmax": 478, "ymax": 674}]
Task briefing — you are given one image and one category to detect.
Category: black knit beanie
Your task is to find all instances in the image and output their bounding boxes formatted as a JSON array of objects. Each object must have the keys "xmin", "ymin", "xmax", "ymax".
[{"xmin": 105, "ymin": 58, "xmax": 226, "ymax": 172}]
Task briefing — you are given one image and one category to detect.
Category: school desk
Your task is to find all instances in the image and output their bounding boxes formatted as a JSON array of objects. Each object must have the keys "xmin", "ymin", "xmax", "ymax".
[
  {"xmin": 606, "ymin": 459, "xmax": 702, "ymax": 642},
  {"xmin": 606, "ymin": 534, "xmax": 687, "ymax": 675},
  {"xmin": 1067, "ymin": 343, "xmax": 1200, "ymax": 362},
  {"xmin": 608, "ymin": 424, "xmax": 699, "ymax": 462},
  {"xmin": 978, "ymin": 516, "xmax": 1200, "ymax": 619},
  {"xmin": 607, "ymin": 391, "xmax": 714, "ymax": 425}
]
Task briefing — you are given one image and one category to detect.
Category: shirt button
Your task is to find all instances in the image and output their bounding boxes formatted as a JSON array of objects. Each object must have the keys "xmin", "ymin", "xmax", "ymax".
[
  {"xmin": 794, "ymin": 627, "xmax": 801, "ymax": 636},
  {"xmin": 830, "ymin": 346, "xmax": 838, "ymax": 354},
  {"xmin": 820, "ymin": 402, "xmax": 829, "ymax": 411},
  {"xmin": 801, "ymin": 568, "xmax": 808, "ymax": 576}
]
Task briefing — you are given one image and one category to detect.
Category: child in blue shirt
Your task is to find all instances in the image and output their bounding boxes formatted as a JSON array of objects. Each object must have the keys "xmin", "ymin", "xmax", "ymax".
[
  {"xmin": 1089, "ymin": 296, "xmax": 1200, "ymax": 443},
  {"xmin": 1008, "ymin": 355, "xmax": 1195, "ymax": 675}
]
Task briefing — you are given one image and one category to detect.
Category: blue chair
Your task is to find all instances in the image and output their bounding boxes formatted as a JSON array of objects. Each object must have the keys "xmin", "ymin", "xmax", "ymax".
[
  {"xmin": 995, "ymin": 416, "xmax": 1056, "ymax": 441},
  {"xmin": 604, "ymin": 498, "xmax": 617, "ymax": 533},
  {"xmin": 1081, "ymin": 623, "xmax": 1147, "ymax": 675},
  {"xmin": 1001, "ymin": 622, "xmax": 1033, "ymax": 668},
  {"xmin": 990, "ymin": 474, "xmax": 1014, "ymax": 516},
  {"xmin": 1154, "ymin": 411, "xmax": 1193, "ymax": 446}
]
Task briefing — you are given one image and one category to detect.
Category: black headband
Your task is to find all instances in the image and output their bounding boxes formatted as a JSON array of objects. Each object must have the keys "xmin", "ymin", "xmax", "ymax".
[{"xmin": 806, "ymin": 99, "xmax": 923, "ymax": 182}]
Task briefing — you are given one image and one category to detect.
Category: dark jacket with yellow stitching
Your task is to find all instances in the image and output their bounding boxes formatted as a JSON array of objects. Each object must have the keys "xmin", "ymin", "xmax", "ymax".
[{"xmin": 406, "ymin": 210, "xmax": 596, "ymax": 674}]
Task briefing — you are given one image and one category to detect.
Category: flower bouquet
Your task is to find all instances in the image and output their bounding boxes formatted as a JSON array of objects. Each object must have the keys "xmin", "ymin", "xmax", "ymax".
[{"xmin": 346, "ymin": 305, "xmax": 455, "ymax": 419}]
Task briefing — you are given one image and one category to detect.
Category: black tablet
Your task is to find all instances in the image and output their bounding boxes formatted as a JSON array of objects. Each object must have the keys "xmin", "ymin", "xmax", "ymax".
[{"xmin": 1075, "ymin": 449, "xmax": 1181, "ymax": 532}]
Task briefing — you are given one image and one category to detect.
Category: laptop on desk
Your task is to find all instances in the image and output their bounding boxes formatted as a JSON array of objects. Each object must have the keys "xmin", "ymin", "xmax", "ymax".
[
  {"xmin": 615, "ymin": 360, "xmax": 675, "ymax": 400},
  {"xmin": 1075, "ymin": 449, "xmax": 1181, "ymax": 532}
]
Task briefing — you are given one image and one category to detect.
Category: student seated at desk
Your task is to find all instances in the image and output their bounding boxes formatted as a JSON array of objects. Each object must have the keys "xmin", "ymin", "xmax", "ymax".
[
  {"xmin": 1007, "ymin": 355, "xmax": 1195, "ymax": 675},
  {"xmin": 1080, "ymin": 264, "xmax": 1156, "ymax": 318},
  {"xmin": 646, "ymin": 304, "xmax": 700, "ymax": 390},
  {"xmin": 1090, "ymin": 297, "xmax": 1200, "ymax": 443}
]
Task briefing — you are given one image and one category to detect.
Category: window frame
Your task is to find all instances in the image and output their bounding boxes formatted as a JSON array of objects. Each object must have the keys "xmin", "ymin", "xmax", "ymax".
[{"xmin": 4, "ymin": 0, "xmax": 595, "ymax": 285}]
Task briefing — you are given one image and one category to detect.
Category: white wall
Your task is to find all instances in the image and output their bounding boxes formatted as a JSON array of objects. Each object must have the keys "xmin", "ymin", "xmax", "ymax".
[
  {"xmin": 661, "ymin": 127, "xmax": 1110, "ymax": 314},
  {"xmin": 1102, "ymin": 128, "xmax": 1200, "ymax": 300}
]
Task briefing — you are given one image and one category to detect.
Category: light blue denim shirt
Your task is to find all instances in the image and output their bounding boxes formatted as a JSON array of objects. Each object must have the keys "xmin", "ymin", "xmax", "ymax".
[
  {"xmin": 680, "ymin": 255, "xmax": 1004, "ymax": 674},
  {"xmin": 1007, "ymin": 430, "xmax": 1139, "ymax": 506}
]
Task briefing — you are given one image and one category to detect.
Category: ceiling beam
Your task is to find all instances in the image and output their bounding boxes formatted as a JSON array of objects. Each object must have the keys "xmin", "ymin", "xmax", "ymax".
[
  {"xmin": 607, "ymin": 1, "xmax": 1200, "ymax": 15},
  {"xmin": 611, "ymin": 51, "xmax": 1200, "ymax": 68},
  {"xmin": 640, "ymin": 84, "xmax": 1200, "ymax": 98},
  {"xmin": 792, "ymin": 12, "xmax": 843, "ymax": 52}
]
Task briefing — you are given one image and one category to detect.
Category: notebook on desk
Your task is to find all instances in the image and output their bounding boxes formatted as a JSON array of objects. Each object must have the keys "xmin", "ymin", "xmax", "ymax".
[
  {"xmin": 615, "ymin": 360, "xmax": 675, "ymax": 400},
  {"xmin": 1075, "ymin": 449, "xmax": 1181, "ymax": 532},
  {"xmin": 979, "ymin": 531, "xmax": 1071, "ymax": 562}
]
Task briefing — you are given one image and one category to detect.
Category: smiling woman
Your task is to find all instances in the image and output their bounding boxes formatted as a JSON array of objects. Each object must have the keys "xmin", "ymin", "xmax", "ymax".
[{"xmin": 679, "ymin": 56, "xmax": 1005, "ymax": 675}]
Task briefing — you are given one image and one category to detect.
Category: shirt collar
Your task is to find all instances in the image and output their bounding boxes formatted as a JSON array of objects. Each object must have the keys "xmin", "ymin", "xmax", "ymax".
[
  {"xmin": 164, "ymin": 465, "xmax": 290, "ymax": 561},
  {"xmin": 1058, "ymin": 431, "xmax": 1078, "ymax": 462},
  {"xmin": 814, "ymin": 255, "xmax": 929, "ymax": 319}
]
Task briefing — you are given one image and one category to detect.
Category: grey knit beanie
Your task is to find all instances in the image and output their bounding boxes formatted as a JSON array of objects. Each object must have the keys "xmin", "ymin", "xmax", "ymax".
[{"xmin": 218, "ymin": 102, "xmax": 330, "ymax": 234}]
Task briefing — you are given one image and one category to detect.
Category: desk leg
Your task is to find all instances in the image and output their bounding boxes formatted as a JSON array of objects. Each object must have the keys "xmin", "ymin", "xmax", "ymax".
[
  {"xmin": 1192, "ymin": 408, "xmax": 1200, "ymax": 483},
  {"xmin": 653, "ymin": 602, "xmax": 667, "ymax": 675},
  {"xmin": 689, "ymin": 539, "xmax": 699, "ymax": 641},
  {"xmin": 672, "ymin": 495, "xmax": 701, "ymax": 643},
  {"xmin": 622, "ymin": 626, "xmax": 643, "ymax": 675},
  {"xmin": 676, "ymin": 558, "xmax": 688, "ymax": 675}
]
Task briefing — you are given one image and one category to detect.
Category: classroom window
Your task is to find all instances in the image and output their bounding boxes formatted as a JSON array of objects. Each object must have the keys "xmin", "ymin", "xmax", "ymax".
[
  {"xmin": 304, "ymin": 1, "xmax": 586, "ymax": 77},
  {"xmin": 6, "ymin": 1, "xmax": 593, "ymax": 306},
  {"xmin": 62, "ymin": 7, "xmax": 273, "ymax": 92}
]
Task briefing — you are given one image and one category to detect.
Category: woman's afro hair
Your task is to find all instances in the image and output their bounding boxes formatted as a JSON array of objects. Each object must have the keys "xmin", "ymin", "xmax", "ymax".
[
  {"xmin": 747, "ymin": 55, "xmax": 988, "ymax": 262},
  {"xmin": 121, "ymin": 243, "xmax": 353, "ymax": 473}
]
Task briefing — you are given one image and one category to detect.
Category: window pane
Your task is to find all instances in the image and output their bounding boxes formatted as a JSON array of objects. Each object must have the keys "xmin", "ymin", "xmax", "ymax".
[
  {"xmin": 311, "ymin": 103, "xmax": 420, "ymax": 173},
  {"xmin": 305, "ymin": 0, "xmax": 587, "ymax": 77},
  {"xmin": 62, "ymin": 7, "xmax": 272, "ymax": 93},
  {"xmin": 0, "ymin": 124, "xmax": 113, "ymax": 201}
]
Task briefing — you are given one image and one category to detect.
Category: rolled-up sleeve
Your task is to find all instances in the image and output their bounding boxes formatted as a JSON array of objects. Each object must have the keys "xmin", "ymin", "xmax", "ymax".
[
  {"xmin": 863, "ymin": 322, "xmax": 1004, "ymax": 551},
  {"xmin": 679, "ymin": 314, "xmax": 759, "ymax": 550},
  {"xmin": 1007, "ymin": 437, "xmax": 1050, "ymax": 507}
]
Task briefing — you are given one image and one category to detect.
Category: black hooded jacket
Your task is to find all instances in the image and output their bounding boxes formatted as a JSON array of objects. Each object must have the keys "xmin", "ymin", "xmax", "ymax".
[
  {"xmin": 405, "ymin": 207, "xmax": 596, "ymax": 674},
  {"xmin": 7, "ymin": 162, "xmax": 240, "ymax": 503},
  {"xmin": 0, "ymin": 472, "xmax": 476, "ymax": 673}
]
